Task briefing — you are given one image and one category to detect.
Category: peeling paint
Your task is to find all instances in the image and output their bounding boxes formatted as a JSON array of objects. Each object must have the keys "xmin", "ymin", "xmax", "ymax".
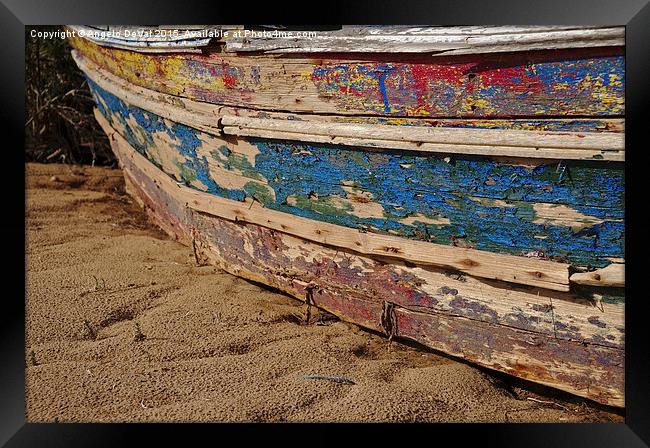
[
  {"xmin": 90, "ymin": 78, "xmax": 624, "ymax": 268},
  {"xmin": 117, "ymin": 145, "xmax": 624, "ymax": 406},
  {"xmin": 72, "ymin": 35, "xmax": 624, "ymax": 118}
]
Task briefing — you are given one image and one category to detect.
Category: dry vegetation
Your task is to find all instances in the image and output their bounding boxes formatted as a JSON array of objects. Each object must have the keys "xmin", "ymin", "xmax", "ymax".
[{"xmin": 25, "ymin": 26, "xmax": 114, "ymax": 166}]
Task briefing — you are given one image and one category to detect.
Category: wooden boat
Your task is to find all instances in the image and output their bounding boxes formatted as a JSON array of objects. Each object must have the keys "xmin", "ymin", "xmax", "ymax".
[{"xmin": 66, "ymin": 26, "xmax": 625, "ymax": 407}]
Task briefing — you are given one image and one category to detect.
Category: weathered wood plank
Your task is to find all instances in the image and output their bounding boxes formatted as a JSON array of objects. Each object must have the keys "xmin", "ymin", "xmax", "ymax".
[
  {"xmin": 69, "ymin": 35, "xmax": 625, "ymax": 118},
  {"xmin": 224, "ymin": 26, "xmax": 624, "ymax": 55},
  {"xmin": 393, "ymin": 306, "xmax": 623, "ymax": 407},
  {"xmin": 74, "ymin": 49, "xmax": 625, "ymax": 143},
  {"xmin": 223, "ymin": 127, "xmax": 624, "ymax": 161},
  {"xmin": 88, "ymin": 80, "xmax": 624, "ymax": 268},
  {"xmin": 190, "ymin": 207, "xmax": 624, "ymax": 349},
  {"xmin": 113, "ymin": 135, "xmax": 624, "ymax": 406},
  {"xmin": 97, "ymin": 109, "xmax": 571, "ymax": 290},
  {"xmin": 67, "ymin": 25, "xmax": 624, "ymax": 56},
  {"xmin": 103, "ymin": 113, "xmax": 623, "ymax": 262},
  {"xmin": 221, "ymin": 115, "xmax": 624, "ymax": 150},
  {"xmin": 571, "ymin": 263, "xmax": 625, "ymax": 287}
]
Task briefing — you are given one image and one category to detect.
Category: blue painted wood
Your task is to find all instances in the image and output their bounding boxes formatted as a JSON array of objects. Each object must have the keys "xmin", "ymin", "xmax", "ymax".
[{"xmin": 89, "ymin": 78, "xmax": 624, "ymax": 268}]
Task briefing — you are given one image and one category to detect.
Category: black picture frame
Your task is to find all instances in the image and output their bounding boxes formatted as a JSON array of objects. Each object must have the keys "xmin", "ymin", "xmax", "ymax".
[{"xmin": 3, "ymin": 0, "xmax": 648, "ymax": 445}]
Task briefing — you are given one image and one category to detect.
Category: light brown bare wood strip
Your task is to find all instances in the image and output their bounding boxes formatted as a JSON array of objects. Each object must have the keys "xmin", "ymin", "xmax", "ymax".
[
  {"xmin": 221, "ymin": 115, "xmax": 623, "ymax": 150},
  {"xmin": 96, "ymin": 108, "xmax": 571, "ymax": 291},
  {"xmin": 571, "ymin": 264, "xmax": 625, "ymax": 287},
  {"xmin": 222, "ymin": 126, "xmax": 624, "ymax": 162}
]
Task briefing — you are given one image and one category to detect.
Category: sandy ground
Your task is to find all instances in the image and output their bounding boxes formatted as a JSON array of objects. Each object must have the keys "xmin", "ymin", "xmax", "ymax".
[{"xmin": 25, "ymin": 163, "xmax": 624, "ymax": 423}]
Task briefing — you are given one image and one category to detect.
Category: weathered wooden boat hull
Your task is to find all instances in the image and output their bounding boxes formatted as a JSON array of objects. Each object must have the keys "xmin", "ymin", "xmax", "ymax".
[
  {"xmin": 100, "ymin": 113, "xmax": 624, "ymax": 407},
  {"xmin": 82, "ymin": 72, "xmax": 624, "ymax": 273},
  {"xmin": 69, "ymin": 26, "xmax": 625, "ymax": 407}
]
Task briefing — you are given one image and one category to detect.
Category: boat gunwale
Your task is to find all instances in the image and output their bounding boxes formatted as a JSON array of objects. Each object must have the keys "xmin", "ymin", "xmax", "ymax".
[
  {"xmin": 66, "ymin": 25, "xmax": 625, "ymax": 56},
  {"xmin": 72, "ymin": 50, "xmax": 625, "ymax": 162}
]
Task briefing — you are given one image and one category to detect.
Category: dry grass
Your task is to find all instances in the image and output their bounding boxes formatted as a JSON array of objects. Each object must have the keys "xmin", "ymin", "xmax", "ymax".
[{"xmin": 25, "ymin": 26, "xmax": 114, "ymax": 166}]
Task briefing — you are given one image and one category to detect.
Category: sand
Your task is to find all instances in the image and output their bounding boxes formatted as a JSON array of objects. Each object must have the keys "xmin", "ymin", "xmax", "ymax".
[{"xmin": 25, "ymin": 163, "xmax": 624, "ymax": 423}]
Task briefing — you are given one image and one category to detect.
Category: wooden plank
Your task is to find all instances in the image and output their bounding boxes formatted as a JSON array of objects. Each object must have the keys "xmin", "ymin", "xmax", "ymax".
[
  {"xmin": 87, "ymin": 77, "xmax": 624, "ymax": 269},
  {"xmin": 189, "ymin": 198, "xmax": 625, "ymax": 349},
  {"xmin": 224, "ymin": 26, "xmax": 624, "ymax": 55},
  {"xmin": 393, "ymin": 306, "xmax": 623, "ymax": 407},
  {"xmin": 104, "ymin": 107, "xmax": 625, "ymax": 268},
  {"xmin": 72, "ymin": 50, "xmax": 222, "ymax": 134},
  {"xmin": 73, "ymin": 49, "xmax": 624, "ymax": 161},
  {"xmin": 222, "ymin": 127, "xmax": 624, "ymax": 162},
  {"xmin": 74, "ymin": 49, "xmax": 625, "ymax": 140},
  {"xmin": 571, "ymin": 264, "xmax": 625, "ymax": 287},
  {"xmin": 88, "ymin": 77, "xmax": 624, "ymax": 268},
  {"xmin": 225, "ymin": 39, "xmax": 625, "ymax": 56},
  {"xmin": 116, "ymin": 147, "xmax": 623, "ymax": 406},
  {"xmin": 68, "ymin": 35, "xmax": 625, "ymax": 118},
  {"xmin": 67, "ymin": 25, "xmax": 624, "ymax": 55},
  {"xmin": 221, "ymin": 115, "xmax": 623, "ymax": 151},
  {"xmin": 96, "ymin": 108, "xmax": 571, "ymax": 291},
  {"xmin": 112, "ymin": 116, "xmax": 626, "ymax": 267}
]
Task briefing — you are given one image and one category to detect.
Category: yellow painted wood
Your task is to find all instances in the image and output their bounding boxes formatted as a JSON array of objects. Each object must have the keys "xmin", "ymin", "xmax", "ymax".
[{"xmin": 75, "ymin": 51, "xmax": 624, "ymax": 162}]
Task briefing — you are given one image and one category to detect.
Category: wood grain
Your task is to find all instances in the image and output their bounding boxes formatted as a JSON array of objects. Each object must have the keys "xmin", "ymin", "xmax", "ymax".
[
  {"xmin": 69, "ymin": 25, "xmax": 624, "ymax": 56},
  {"xmin": 225, "ymin": 26, "xmax": 624, "ymax": 55},
  {"xmin": 86, "ymin": 77, "xmax": 624, "ymax": 269},
  {"xmin": 74, "ymin": 49, "xmax": 623, "ymax": 164},
  {"xmin": 571, "ymin": 264, "xmax": 625, "ymax": 287},
  {"xmin": 69, "ymin": 35, "xmax": 625, "ymax": 119},
  {"xmin": 96, "ymin": 108, "xmax": 572, "ymax": 291}
]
